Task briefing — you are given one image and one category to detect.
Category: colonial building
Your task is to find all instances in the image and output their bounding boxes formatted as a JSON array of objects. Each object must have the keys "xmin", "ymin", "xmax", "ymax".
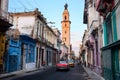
[
  {"xmin": 80, "ymin": 30, "xmax": 88, "ymax": 67},
  {"xmin": 83, "ymin": 0, "xmax": 103, "ymax": 75},
  {"xmin": 60, "ymin": 42, "xmax": 68, "ymax": 61},
  {"xmin": 2, "ymin": 8, "xmax": 61, "ymax": 73},
  {"xmin": 10, "ymin": 8, "xmax": 46, "ymax": 68},
  {"xmin": 61, "ymin": 3, "xmax": 71, "ymax": 57},
  {"xmin": 0, "ymin": 0, "xmax": 13, "ymax": 73},
  {"xmin": 96, "ymin": 0, "xmax": 120, "ymax": 80},
  {"xmin": 53, "ymin": 28, "xmax": 62, "ymax": 63},
  {"xmin": 5, "ymin": 29, "xmax": 36, "ymax": 72},
  {"xmin": 43, "ymin": 25, "xmax": 58, "ymax": 66},
  {"xmin": 5, "ymin": 29, "xmax": 21, "ymax": 72}
]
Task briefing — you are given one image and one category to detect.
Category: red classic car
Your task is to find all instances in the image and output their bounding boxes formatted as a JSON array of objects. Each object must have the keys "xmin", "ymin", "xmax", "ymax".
[{"xmin": 56, "ymin": 61, "xmax": 70, "ymax": 71}]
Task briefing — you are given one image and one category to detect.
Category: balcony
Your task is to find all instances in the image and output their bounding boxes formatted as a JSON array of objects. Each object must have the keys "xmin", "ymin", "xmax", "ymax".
[
  {"xmin": 46, "ymin": 40, "xmax": 54, "ymax": 48},
  {"xmin": 96, "ymin": 0, "xmax": 114, "ymax": 17},
  {"xmin": 88, "ymin": 20, "xmax": 98, "ymax": 35},
  {"xmin": 85, "ymin": 40, "xmax": 93, "ymax": 49},
  {"xmin": 0, "ymin": 9, "xmax": 13, "ymax": 32}
]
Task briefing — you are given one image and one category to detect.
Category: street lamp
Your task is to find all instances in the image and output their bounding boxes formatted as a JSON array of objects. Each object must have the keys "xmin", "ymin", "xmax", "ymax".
[{"xmin": 47, "ymin": 21, "xmax": 55, "ymax": 28}]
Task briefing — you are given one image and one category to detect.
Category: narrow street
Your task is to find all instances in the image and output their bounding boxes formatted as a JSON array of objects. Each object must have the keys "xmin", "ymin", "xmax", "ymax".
[
  {"xmin": 1, "ymin": 65, "xmax": 90, "ymax": 80},
  {"xmin": 1, "ymin": 0, "xmax": 120, "ymax": 80}
]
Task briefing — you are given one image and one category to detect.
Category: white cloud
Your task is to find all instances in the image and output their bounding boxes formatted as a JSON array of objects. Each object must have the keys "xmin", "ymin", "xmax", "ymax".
[{"xmin": 71, "ymin": 33, "xmax": 82, "ymax": 57}]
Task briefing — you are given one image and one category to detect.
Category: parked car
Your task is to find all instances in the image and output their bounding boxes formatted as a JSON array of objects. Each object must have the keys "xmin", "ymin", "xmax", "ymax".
[
  {"xmin": 68, "ymin": 59, "xmax": 75, "ymax": 67},
  {"xmin": 56, "ymin": 61, "xmax": 70, "ymax": 71}
]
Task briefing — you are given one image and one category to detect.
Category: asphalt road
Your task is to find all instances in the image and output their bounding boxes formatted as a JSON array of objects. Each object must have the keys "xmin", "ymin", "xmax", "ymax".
[{"xmin": 2, "ymin": 65, "xmax": 90, "ymax": 80}]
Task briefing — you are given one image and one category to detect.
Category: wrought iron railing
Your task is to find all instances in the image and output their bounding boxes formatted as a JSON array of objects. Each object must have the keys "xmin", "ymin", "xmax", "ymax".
[{"xmin": 89, "ymin": 20, "xmax": 99, "ymax": 34}]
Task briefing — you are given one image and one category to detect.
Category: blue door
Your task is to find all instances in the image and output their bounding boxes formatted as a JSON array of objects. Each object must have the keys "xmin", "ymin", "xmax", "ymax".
[{"xmin": 9, "ymin": 55, "xmax": 18, "ymax": 72}]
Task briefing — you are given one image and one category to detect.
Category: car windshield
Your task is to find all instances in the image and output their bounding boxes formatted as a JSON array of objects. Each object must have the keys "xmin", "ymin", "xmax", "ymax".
[
  {"xmin": 59, "ymin": 61, "xmax": 67, "ymax": 64},
  {"xmin": 68, "ymin": 60, "xmax": 74, "ymax": 62}
]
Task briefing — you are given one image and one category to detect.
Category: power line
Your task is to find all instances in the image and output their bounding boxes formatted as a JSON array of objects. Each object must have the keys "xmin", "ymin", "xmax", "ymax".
[
  {"xmin": 9, "ymin": 0, "xmax": 26, "ymax": 12},
  {"xmin": 9, "ymin": 0, "xmax": 41, "ymax": 12},
  {"xmin": 17, "ymin": 0, "xmax": 28, "ymax": 11},
  {"xmin": 33, "ymin": 0, "xmax": 40, "ymax": 8},
  {"xmin": 24, "ymin": 0, "xmax": 34, "ymax": 9},
  {"xmin": 8, "ymin": 7, "xmax": 24, "ymax": 12}
]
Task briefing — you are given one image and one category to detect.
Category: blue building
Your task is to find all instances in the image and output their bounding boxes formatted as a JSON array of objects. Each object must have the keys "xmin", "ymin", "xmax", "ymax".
[
  {"xmin": 5, "ymin": 34, "xmax": 36, "ymax": 72},
  {"xmin": 5, "ymin": 38, "xmax": 21, "ymax": 72},
  {"xmin": 20, "ymin": 35, "xmax": 36, "ymax": 70}
]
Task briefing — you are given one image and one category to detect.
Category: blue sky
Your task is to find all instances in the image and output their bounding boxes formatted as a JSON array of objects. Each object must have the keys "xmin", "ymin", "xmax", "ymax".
[{"xmin": 9, "ymin": 0, "xmax": 87, "ymax": 56}]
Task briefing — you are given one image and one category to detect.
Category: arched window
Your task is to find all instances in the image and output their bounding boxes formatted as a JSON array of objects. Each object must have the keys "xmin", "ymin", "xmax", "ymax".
[
  {"xmin": 65, "ymin": 24, "xmax": 66, "ymax": 26},
  {"xmin": 64, "ymin": 16, "xmax": 67, "ymax": 20},
  {"xmin": 65, "ymin": 31, "xmax": 66, "ymax": 34}
]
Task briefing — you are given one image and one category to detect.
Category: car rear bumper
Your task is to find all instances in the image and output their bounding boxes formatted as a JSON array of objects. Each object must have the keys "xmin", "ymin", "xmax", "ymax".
[
  {"xmin": 69, "ymin": 63, "xmax": 74, "ymax": 67},
  {"xmin": 56, "ymin": 66, "xmax": 69, "ymax": 70}
]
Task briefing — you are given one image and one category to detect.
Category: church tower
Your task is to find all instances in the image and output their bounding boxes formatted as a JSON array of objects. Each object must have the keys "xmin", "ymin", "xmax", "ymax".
[{"xmin": 61, "ymin": 3, "xmax": 71, "ymax": 54}]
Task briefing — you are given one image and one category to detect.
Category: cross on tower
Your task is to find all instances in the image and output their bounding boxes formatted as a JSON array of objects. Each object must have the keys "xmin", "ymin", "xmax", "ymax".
[{"xmin": 64, "ymin": 3, "xmax": 68, "ymax": 10}]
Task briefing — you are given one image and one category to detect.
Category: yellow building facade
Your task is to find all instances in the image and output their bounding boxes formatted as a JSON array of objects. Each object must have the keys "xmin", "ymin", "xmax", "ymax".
[{"xmin": 0, "ymin": 33, "xmax": 6, "ymax": 72}]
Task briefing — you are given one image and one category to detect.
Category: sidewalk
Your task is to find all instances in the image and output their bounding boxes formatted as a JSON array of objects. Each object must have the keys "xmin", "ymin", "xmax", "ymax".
[
  {"xmin": 0, "ymin": 68, "xmax": 40, "ymax": 79},
  {"xmin": 0, "ymin": 66, "xmax": 54, "ymax": 79},
  {"xmin": 83, "ymin": 66, "xmax": 105, "ymax": 80}
]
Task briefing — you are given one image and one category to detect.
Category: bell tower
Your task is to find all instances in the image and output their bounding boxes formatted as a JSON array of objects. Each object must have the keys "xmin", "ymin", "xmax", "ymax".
[{"xmin": 61, "ymin": 3, "xmax": 71, "ymax": 54}]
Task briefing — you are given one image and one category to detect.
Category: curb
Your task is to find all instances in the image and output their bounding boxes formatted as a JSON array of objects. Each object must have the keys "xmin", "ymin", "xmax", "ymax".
[
  {"xmin": 0, "ymin": 69, "xmax": 37, "ymax": 79},
  {"xmin": 82, "ymin": 66, "xmax": 105, "ymax": 80},
  {"xmin": 0, "ymin": 66, "xmax": 55, "ymax": 79}
]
